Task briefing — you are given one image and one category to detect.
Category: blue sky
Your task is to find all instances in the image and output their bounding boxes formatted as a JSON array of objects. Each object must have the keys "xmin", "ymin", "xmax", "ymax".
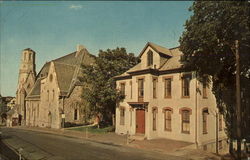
[{"xmin": 0, "ymin": 1, "xmax": 193, "ymax": 96}]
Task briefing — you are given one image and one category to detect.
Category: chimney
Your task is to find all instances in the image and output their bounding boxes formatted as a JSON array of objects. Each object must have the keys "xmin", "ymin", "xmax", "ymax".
[
  {"xmin": 77, "ymin": 44, "xmax": 85, "ymax": 52},
  {"xmin": 76, "ymin": 44, "xmax": 85, "ymax": 57}
]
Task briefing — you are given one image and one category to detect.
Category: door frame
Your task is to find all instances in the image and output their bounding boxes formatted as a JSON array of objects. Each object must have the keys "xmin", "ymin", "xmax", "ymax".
[{"xmin": 135, "ymin": 109, "xmax": 145, "ymax": 134}]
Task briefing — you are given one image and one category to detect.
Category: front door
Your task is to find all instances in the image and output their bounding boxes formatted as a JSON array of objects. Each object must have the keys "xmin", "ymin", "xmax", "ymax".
[{"xmin": 136, "ymin": 109, "xmax": 145, "ymax": 134}]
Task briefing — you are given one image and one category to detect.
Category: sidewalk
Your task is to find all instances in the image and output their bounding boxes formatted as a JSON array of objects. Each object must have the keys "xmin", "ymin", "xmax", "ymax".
[{"xmin": 10, "ymin": 126, "xmax": 221, "ymax": 160}]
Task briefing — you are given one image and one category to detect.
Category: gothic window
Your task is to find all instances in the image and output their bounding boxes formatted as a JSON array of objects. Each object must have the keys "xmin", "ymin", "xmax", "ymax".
[
  {"xmin": 28, "ymin": 53, "xmax": 32, "ymax": 61},
  {"xmin": 147, "ymin": 50, "xmax": 153, "ymax": 66},
  {"xmin": 74, "ymin": 109, "xmax": 78, "ymax": 120},
  {"xmin": 26, "ymin": 53, "xmax": 29, "ymax": 61},
  {"xmin": 49, "ymin": 74, "xmax": 53, "ymax": 82},
  {"xmin": 202, "ymin": 82, "xmax": 207, "ymax": 98},
  {"xmin": 202, "ymin": 109, "xmax": 208, "ymax": 134}
]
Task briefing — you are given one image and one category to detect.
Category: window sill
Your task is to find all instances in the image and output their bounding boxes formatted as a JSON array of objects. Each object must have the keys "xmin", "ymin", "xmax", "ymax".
[
  {"xmin": 181, "ymin": 131, "xmax": 190, "ymax": 134},
  {"xmin": 181, "ymin": 96, "xmax": 190, "ymax": 99},
  {"xmin": 165, "ymin": 96, "xmax": 172, "ymax": 99},
  {"xmin": 202, "ymin": 97, "xmax": 208, "ymax": 99},
  {"xmin": 203, "ymin": 132, "xmax": 208, "ymax": 134},
  {"xmin": 165, "ymin": 129, "xmax": 172, "ymax": 132}
]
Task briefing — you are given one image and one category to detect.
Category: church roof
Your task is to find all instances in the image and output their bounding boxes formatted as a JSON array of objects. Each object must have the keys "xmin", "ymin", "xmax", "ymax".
[
  {"xmin": 54, "ymin": 62, "xmax": 76, "ymax": 92},
  {"xmin": 26, "ymin": 78, "xmax": 42, "ymax": 98},
  {"xmin": 26, "ymin": 48, "xmax": 95, "ymax": 99},
  {"xmin": 37, "ymin": 62, "xmax": 50, "ymax": 78}
]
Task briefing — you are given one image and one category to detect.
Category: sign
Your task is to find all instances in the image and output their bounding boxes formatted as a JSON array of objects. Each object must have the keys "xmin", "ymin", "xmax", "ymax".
[{"xmin": 61, "ymin": 114, "xmax": 65, "ymax": 118}]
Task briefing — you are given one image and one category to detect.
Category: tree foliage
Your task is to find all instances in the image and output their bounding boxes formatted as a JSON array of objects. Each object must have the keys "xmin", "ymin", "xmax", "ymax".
[
  {"xmin": 81, "ymin": 48, "xmax": 140, "ymax": 125},
  {"xmin": 179, "ymin": 1, "xmax": 250, "ymax": 140}
]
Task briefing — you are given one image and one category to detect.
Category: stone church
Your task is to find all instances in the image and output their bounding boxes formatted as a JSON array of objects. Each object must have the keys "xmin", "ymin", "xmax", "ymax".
[{"xmin": 16, "ymin": 45, "xmax": 95, "ymax": 129}]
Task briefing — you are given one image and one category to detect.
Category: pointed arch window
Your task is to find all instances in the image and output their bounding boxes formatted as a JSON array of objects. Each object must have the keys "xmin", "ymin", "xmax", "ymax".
[
  {"xmin": 49, "ymin": 74, "xmax": 53, "ymax": 82},
  {"xmin": 202, "ymin": 108, "xmax": 208, "ymax": 134},
  {"xmin": 74, "ymin": 109, "xmax": 78, "ymax": 120},
  {"xmin": 28, "ymin": 53, "xmax": 32, "ymax": 61}
]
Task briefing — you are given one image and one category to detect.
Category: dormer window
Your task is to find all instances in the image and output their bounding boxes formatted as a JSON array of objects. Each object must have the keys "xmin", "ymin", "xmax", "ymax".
[{"xmin": 147, "ymin": 50, "xmax": 153, "ymax": 66}]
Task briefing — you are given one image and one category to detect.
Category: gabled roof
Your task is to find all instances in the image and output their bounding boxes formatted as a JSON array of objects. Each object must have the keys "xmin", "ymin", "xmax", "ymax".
[
  {"xmin": 138, "ymin": 42, "xmax": 172, "ymax": 58},
  {"xmin": 159, "ymin": 56, "xmax": 182, "ymax": 71},
  {"xmin": 26, "ymin": 47, "xmax": 95, "ymax": 98},
  {"xmin": 54, "ymin": 62, "xmax": 76, "ymax": 92},
  {"xmin": 37, "ymin": 62, "xmax": 50, "ymax": 78},
  {"xmin": 26, "ymin": 78, "xmax": 43, "ymax": 98},
  {"xmin": 115, "ymin": 43, "xmax": 183, "ymax": 79}
]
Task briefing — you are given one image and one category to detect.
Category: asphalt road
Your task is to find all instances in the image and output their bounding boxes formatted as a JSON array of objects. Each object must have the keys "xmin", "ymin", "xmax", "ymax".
[
  {"xmin": 0, "ymin": 139, "xmax": 19, "ymax": 160},
  {"xmin": 0, "ymin": 128, "xmax": 185, "ymax": 160}
]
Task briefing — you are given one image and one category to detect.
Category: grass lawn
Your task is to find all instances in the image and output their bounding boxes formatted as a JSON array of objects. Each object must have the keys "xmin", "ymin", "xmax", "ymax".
[{"xmin": 67, "ymin": 125, "xmax": 114, "ymax": 134}]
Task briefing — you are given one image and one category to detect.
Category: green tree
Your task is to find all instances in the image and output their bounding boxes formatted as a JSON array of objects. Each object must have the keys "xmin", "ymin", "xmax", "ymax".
[
  {"xmin": 81, "ymin": 48, "xmax": 140, "ymax": 126},
  {"xmin": 179, "ymin": 0, "xmax": 250, "ymax": 156}
]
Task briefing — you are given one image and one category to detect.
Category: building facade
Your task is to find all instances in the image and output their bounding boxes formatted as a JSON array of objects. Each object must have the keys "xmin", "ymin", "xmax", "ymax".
[
  {"xmin": 16, "ymin": 45, "xmax": 95, "ymax": 129},
  {"xmin": 115, "ymin": 42, "xmax": 227, "ymax": 152}
]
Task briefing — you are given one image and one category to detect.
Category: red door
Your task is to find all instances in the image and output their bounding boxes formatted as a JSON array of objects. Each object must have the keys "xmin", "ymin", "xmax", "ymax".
[{"xmin": 136, "ymin": 109, "xmax": 145, "ymax": 134}]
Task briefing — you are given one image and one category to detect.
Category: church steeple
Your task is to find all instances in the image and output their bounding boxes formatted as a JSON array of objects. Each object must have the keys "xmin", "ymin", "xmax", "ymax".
[
  {"xmin": 18, "ymin": 48, "xmax": 36, "ymax": 85},
  {"xmin": 16, "ymin": 48, "xmax": 37, "ymax": 125}
]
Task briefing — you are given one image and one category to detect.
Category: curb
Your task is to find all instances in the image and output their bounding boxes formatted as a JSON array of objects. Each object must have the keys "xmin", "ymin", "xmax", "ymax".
[
  {"xmin": 13, "ymin": 127, "xmax": 126, "ymax": 147},
  {"xmin": 0, "ymin": 139, "xmax": 26, "ymax": 160}
]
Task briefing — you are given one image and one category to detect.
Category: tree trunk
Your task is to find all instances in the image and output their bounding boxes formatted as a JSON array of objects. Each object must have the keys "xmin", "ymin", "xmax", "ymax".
[
  {"xmin": 229, "ymin": 139, "xmax": 233, "ymax": 155},
  {"xmin": 112, "ymin": 114, "xmax": 115, "ymax": 126},
  {"xmin": 235, "ymin": 40, "xmax": 242, "ymax": 160}
]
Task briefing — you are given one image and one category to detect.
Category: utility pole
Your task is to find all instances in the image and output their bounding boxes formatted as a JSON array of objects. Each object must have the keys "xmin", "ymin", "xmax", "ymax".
[
  {"xmin": 235, "ymin": 40, "xmax": 241, "ymax": 160},
  {"xmin": 216, "ymin": 112, "xmax": 218, "ymax": 155}
]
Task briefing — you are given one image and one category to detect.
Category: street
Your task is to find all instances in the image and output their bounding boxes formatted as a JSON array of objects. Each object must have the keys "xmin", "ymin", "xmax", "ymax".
[{"xmin": 0, "ymin": 128, "xmax": 185, "ymax": 160}]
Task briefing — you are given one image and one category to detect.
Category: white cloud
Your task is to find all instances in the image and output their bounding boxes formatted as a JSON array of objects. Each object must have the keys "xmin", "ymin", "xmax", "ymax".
[{"xmin": 69, "ymin": 4, "xmax": 82, "ymax": 10}]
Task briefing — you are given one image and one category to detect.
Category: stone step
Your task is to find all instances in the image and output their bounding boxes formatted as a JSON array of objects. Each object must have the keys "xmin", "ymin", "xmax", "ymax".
[{"xmin": 130, "ymin": 134, "xmax": 146, "ymax": 141}]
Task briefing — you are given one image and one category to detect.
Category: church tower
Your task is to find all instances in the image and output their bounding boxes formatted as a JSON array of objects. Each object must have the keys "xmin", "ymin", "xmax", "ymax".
[{"xmin": 16, "ymin": 48, "xmax": 36, "ymax": 125}]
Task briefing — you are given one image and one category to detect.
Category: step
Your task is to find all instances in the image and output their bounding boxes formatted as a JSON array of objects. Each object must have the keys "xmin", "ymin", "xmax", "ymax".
[{"xmin": 130, "ymin": 134, "xmax": 146, "ymax": 141}]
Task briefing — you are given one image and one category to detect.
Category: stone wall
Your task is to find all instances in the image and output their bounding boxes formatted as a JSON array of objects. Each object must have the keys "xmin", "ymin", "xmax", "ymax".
[{"xmin": 63, "ymin": 86, "xmax": 85, "ymax": 124}]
